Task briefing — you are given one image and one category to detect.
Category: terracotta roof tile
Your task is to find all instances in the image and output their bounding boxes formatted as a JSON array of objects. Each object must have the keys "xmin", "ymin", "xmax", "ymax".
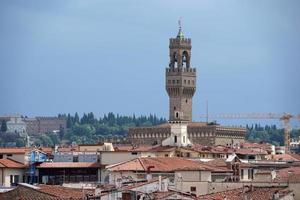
[
  {"xmin": 114, "ymin": 145, "xmax": 176, "ymax": 152},
  {"xmin": 198, "ymin": 186, "xmax": 292, "ymax": 200},
  {"xmin": 266, "ymin": 153, "xmax": 299, "ymax": 161},
  {"xmin": 107, "ymin": 157, "xmax": 228, "ymax": 172},
  {"xmin": 0, "ymin": 147, "xmax": 27, "ymax": 154},
  {"xmin": 234, "ymin": 148, "xmax": 268, "ymax": 155},
  {"xmin": 37, "ymin": 184, "xmax": 93, "ymax": 198},
  {"xmin": 274, "ymin": 167, "xmax": 300, "ymax": 182},
  {"xmin": 37, "ymin": 162, "xmax": 103, "ymax": 168},
  {"xmin": 0, "ymin": 158, "xmax": 25, "ymax": 168}
]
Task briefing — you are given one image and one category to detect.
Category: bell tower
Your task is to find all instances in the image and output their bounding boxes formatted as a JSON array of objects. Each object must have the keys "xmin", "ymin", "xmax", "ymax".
[{"xmin": 166, "ymin": 21, "xmax": 196, "ymax": 122}]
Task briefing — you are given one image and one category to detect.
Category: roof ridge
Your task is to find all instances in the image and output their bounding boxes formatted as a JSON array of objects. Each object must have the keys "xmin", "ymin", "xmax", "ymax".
[
  {"xmin": 138, "ymin": 157, "xmax": 147, "ymax": 171},
  {"xmin": 6, "ymin": 157, "xmax": 25, "ymax": 165}
]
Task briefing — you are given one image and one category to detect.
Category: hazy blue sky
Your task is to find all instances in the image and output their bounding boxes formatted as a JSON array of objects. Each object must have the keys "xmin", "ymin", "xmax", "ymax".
[{"xmin": 1, "ymin": 0, "xmax": 299, "ymax": 123}]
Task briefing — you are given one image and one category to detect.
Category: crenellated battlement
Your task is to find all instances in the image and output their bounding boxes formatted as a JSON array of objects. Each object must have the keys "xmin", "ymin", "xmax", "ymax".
[
  {"xmin": 166, "ymin": 67, "xmax": 196, "ymax": 75},
  {"xmin": 169, "ymin": 38, "xmax": 191, "ymax": 45}
]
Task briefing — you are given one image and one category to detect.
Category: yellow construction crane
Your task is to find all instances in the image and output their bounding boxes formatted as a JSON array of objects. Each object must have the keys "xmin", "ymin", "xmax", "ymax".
[{"xmin": 200, "ymin": 113, "xmax": 300, "ymax": 152}]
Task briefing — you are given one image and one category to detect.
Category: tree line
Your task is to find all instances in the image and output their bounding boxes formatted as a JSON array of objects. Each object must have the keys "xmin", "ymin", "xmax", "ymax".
[
  {"xmin": 245, "ymin": 124, "xmax": 300, "ymax": 146},
  {"xmin": 57, "ymin": 112, "xmax": 166, "ymax": 145},
  {"xmin": 1, "ymin": 114, "xmax": 299, "ymax": 147}
]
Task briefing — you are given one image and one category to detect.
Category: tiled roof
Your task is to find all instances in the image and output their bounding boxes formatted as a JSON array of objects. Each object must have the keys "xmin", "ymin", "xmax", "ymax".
[
  {"xmin": 37, "ymin": 162, "xmax": 103, "ymax": 168},
  {"xmin": 114, "ymin": 145, "xmax": 176, "ymax": 152},
  {"xmin": 186, "ymin": 145, "xmax": 233, "ymax": 154},
  {"xmin": 0, "ymin": 158, "xmax": 25, "ymax": 168},
  {"xmin": 234, "ymin": 148, "xmax": 268, "ymax": 155},
  {"xmin": 37, "ymin": 184, "xmax": 93, "ymax": 198},
  {"xmin": 0, "ymin": 147, "xmax": 27, "ymax": 154},
  {"xmin": 266, "ymin": 153, "xmax": 300, "ymax": 161},
  {"xmin": 198, "ymin": 186, "xmax": 292, "ymax": 200},
  {"xmin": 107, "ymin": 157, "xmax": 228, "ymax": 172},
  {"xmin": 274, "ymin": 167, "xmax": 300, "ymax": 182},
  {"xmin": 288, "ymin": 153, "xmax": 300, "ymax": 161},
  {"xmin": 122, "ymin": 176, "xmax": 167, "ymax": 190}
]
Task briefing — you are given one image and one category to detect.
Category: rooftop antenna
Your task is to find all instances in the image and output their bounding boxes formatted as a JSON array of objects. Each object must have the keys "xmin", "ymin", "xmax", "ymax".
[
  {"xmin": 178, "ymin": 17, "xmax": 182, "ymax": 30},
  {"xmin": 177, "ymin": 17, "xmax": 184, "ymax": 39},
  {"xmin": 206, "ymin": 100, "xmax": 209, "ymax": 124}
]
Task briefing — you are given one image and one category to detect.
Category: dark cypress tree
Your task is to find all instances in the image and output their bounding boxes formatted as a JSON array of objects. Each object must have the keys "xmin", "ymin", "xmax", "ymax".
[
  {"xmin": 1, "ymin": 120, "xmax": 7, "ymax": 132},
  {"xmin": 67, "ymin": 114, "xmax": 72, "ymax": 128},
  {"xmin": 74, "ymin": 112, "xmax": 80, "ymax": 124}
]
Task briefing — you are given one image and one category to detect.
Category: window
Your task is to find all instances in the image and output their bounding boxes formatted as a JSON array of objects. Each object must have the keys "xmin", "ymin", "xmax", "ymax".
[
  {"xmin": 176, "ymin": 80, "xmax": 179, "ymax": 84},
  {"xmin": 165, "ymin": 154, "xmax": 169, "ymax": 157},
  {"xmin": 176, "ymin": 112, "xmax": 179, "ymax": 118},
  {"xmin": 174, "ymin": 136, "xmax": 177, "ymax": 143},
  {"xmin": 10, "ymin": 175, "xmax": 20, "ymax": 186},
  {"xmin": 188, "ymin": 80, "xmax": 190, "ymax": 85},
  {"xmin": 172, "ymin": 80, "xmax": 175, "ymax": 84},
  {"xmin": 168, "ymin": 80, "xmax": 171, "ymax": 84},
  {"xmin": 183, "ymin": 136, "xmax": 185, "ymax": 143},
  {"xmin": 7, "ymin": 154, "xmax": 12, "ymax": 157},
  {"xmin": 131, "ymin": 152, "xmax": 138, "ymax": 155},
  {"xmin": 241, "ymin": 169, "xmax": 244, "ymax": 179},
  {"xmin": 186, "ymin": 99, "xmax": 188, "ymax": 103},
  {"xmin": 73, "ymin": 156, "xmax": 78, "ymax": 162},
  {"xmin": 248, "ymin": 169, "xmax": 253, "ymax": 180},
  {"xmin": 192, "ymin": 80, "xmax": 195, "ymax": 85},
  {"xmin": 191, "ymin": 187, "xmax": 196, "ymax": 192},
  {"xmin": 0, "ymin": 155, "xmax": 3, "ymax": 159},
  {"xmin": 184, "ymin": 80, "xmax": 186, "ymax": 84},
  {"xmin": 174, "ymin": 106, "xmax": 176, "ymax": 110}
]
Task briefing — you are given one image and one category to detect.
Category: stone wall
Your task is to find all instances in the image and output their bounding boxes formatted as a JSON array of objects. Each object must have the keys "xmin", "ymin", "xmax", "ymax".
[{"xmin": 128, "ymin": 123, "xmax": 246, "ymax": 146}]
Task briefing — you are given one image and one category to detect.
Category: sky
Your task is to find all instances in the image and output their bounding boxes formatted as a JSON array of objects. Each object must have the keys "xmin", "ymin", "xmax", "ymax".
[{"xmin": 0, "ymin": 0, "xmax": 300, "ymax": 125}]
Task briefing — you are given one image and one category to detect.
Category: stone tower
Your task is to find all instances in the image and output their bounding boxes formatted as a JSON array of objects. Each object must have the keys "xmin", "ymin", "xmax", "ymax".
[{"xmin": 166, "ymin": 22, "xmax": 196, "ymax": 122}]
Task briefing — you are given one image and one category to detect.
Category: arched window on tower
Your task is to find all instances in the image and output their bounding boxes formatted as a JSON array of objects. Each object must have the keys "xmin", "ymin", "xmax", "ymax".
[
  {"xmin": 170, "ymin": 52, "xmax": 178, "ymax": 68},
  {"xmin": 182, "ymin": 51, "xmax": 189, "ymax": 68}
]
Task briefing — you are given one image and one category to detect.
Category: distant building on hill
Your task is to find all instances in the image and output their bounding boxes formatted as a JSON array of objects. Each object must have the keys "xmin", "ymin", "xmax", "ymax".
[
  {"xmin": 24, "ymin": 116, "xmax": 66, "ymax": 135},
  {"xmin": 0, "ymin": 115, "xmax": 66, "ymax": 135}
]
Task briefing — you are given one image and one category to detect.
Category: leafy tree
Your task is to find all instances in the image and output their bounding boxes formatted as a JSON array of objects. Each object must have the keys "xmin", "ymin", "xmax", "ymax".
[{"xmin": 16, "ymin": 138, "xmax": 26, "ymax": 147}]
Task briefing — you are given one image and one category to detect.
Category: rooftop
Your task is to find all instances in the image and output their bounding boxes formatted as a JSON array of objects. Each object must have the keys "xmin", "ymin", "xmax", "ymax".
[
  {"xmin": 198, "ymin": 186, "xmax": 292, "ymax": 200},
  {"xmin": 0, "ymin": 158, "xmax": 25, "ymax": 168},
  {"xmin": 107, "ymin": 157, "xmax": 229, "ymax": 172},
  {"xmin": 0, "ymin": 147, "xmax": 27, "ymax": 154},
  {"xmin": 37, "ymin": 162, "xmax": 103, "ymax": 168}
]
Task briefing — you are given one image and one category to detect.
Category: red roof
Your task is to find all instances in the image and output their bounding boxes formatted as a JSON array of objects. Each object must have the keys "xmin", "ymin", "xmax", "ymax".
[
  {"xmin": 274, "ymin": 167, "xmax": 300, "ymax": 182},
  {"xmin": 114, "ymin": 145, "xmax": 176, "ymax": 152},
  {"xmin": 107, "ymin": 157, "xmax": 229, "ymax": 172},
  {"xmin": 0, "ymin": 148, "xmax": 27, "ymax": 154},
  {"xmin": 37, "ymin": 184, "xmax": 93, "ymax": 198},
  {"xmin": 234, "ymin": 148, "xmax": 268, "ymax": 155},
  {"xmin": 198, "ymin": 186, "xmax": 292, "ymax": 200},
  {"xmin": 266, "ymin": 153, "xmax": 300, "ymax": 161},
  {"xmin": 37, "ymin": 162, "xmax": 103, "ymax": 168},
  {"xmin": 185, "ymin": 144, "xmax": 234, "ymax": 154},
  {"xmin": 0, "ymin": 159, "xmax": 25, "ymax": 168}
]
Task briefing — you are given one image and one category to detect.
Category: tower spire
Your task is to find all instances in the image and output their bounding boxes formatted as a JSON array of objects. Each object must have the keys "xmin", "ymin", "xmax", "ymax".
[{"xmin": 177, "ymin": 18, "xmax": 184, "ymax": 39}]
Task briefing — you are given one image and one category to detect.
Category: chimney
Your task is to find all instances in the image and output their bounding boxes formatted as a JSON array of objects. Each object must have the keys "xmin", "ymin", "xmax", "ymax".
[
  {"xmin": 272, "ymin": 191, "xmax": 280, "ymax": 200},
  {"xmin": 158, "ymin": 176, "xmax": 162, "ymax": 191},
  {"xmin": 146, "ymin": 166, "xmax": 154, "ymax": 181},
  {"xmin": 94, "ymin": 185, "xmax": 102, "ymax": 196}
]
